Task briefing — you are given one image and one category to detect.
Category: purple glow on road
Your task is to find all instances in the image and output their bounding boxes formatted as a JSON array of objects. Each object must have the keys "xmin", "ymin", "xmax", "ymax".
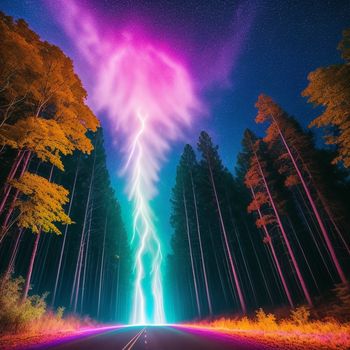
[{"xmin": 32, "ymin": 325, "xmax": 124, "ymax": 349}]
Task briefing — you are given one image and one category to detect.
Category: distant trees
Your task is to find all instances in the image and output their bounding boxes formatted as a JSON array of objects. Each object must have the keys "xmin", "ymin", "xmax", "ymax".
[{"xmin": 0, "ymin": 13, "xmax": 130, "ymax": 323}]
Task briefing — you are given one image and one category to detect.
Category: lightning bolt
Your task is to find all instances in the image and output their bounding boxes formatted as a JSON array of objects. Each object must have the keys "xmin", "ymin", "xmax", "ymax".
[
  {"xmin": 49, "ymin": 1, "xmax": 200, "ymax": 323},
  {"xmin": 124, "ymin": 110, "xmax": 165, "ymax": 325}
]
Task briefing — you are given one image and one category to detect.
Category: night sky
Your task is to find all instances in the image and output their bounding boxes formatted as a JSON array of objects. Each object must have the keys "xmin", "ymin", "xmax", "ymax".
[{"xmin": 1, "ymin": 0, "xmax": 350, "ymax": 252}]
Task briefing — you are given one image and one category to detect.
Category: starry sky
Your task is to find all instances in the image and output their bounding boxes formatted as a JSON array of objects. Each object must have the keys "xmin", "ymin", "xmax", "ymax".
[{"xmin": 1, "ymin": 0, "xmax": 350, "ymax": 253}]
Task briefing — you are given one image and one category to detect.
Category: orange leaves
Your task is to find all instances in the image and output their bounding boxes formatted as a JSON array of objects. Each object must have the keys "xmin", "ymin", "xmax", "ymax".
[
  {"xmin": 264, "ymin": 123, "xmax": 280, "ymax": 144},
  {"xmin": 56, "ymin": 103, "xmax": 98, "ymax": 155},
  {"xmin": 10, "ymin": 172, "xmax": 72, "ymax": 235},
  {"xmin": 285, "ymin": 175, "xmax": 299, "ymax": 187},
  {"xmin": 255, "ymin": 94, "xmax": 283, "ymax": 125},
  {"xmin": 302, "ymin": 28, "xmax": 350, "ymax": 167},
  {"xmin": 244, "ymin": 165, "xmax": 261, "ymax": 188},
  {"xmin": 247, "ymin": 192, "xmax": 269, "ymax": 213}
]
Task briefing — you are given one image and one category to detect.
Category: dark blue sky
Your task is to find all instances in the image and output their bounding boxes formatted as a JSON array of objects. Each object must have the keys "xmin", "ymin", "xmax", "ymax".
[{"xmin": 1, "ymin": 0, "xmax": 349, "ymax": 252}]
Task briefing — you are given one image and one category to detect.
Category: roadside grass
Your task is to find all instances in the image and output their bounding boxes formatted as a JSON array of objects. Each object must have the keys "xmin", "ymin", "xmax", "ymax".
[
  {"xmin": 0, "ymin": 276, "xmax": 93, "ymax": 349},
  {"xmin": 186, "ymin": 307, "xmax": 350, "ymax": 350}
]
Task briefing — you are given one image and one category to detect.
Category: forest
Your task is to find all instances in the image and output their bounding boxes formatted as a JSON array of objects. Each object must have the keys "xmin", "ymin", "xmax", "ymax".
[
  {"xmin": 0, "ymin": 12, "xmax": 131, "ymax": 334},
  {"xmin": 165, "ymin": 30, "xmax": 350, "ymax": 322},
  {"xmin": 0, "ymin": 7, "xmax": 350, "ymax": 350}
]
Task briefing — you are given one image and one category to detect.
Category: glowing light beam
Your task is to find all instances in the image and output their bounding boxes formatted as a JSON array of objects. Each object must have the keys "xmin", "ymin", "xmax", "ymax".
[{"xmin": 48, "ymin": 0, "xmax": 201, "ymax": 324}]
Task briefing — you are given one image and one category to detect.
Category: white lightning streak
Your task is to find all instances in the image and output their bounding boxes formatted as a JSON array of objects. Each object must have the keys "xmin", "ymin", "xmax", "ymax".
[{"xmin": 126, "ymin": 111, "xmax": 165, "ymax": 324}]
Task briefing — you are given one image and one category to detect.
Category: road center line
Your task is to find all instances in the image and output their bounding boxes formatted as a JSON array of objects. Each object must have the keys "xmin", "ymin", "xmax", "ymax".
[{"xmin": 121, "ymin": 328, "xmax": 145, "ymax": 350}]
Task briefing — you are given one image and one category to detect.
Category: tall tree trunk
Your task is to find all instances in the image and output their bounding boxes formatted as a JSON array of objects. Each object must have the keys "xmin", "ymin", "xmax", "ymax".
[
  {"xmin": 0, "ymin": 150, "xmax": 26, "ymax": 215},
  {"xmin": 190, "ymin": 171, "xmax": 212, "ymax": 316},
  {"xmin": 295, "ymin": 146, "xmax": 350, "ymax": 256},
  {"xmin": 22, "ymin": 165, "xmax": 54, "ymax": 301},
  {"xmin": 209, "ymin": 227, "xmax": 229, "ymax": 307},
  {"xmin": 71, "ymin": 146, "xmax": 97, "ymax": 311},
  {"xmin": 52, "ymin": 161, "xmax": 80, "ymax": 306},
  {"xmin": 115, "ymin": 234, "xmax": 122, "ymax": 320},
  {"xmin": 182, "ymin": 182, "xmax": 201, "ymax": 318},
  {"xmin": 4, "ymin": 228, "xmax": 23, "ymax": 280},
  {"xmin": 35, "ymin": 234, "xmax": 51, "ymax": 291},
  {"xmin": 253, "ymin": 150, "xmax": 312, "ymax": 306},
  {"xmin": 218, "ymin": 223, "xmax": 238, "ymax": 304},
  {"xmin": 287, "ymin": 216, "xmax": 320, "ymax": 293},
  {"xmin": 294, "ymin": 189, "xmax": 335, "ymax": 281},
  {"xmin": 5, "ymin": 151, "xmax": 25, "ymax": 187},
  {"xmin": 80, "ymin": 202, "xmax": 92, "ymax": 312},
  {"xmin": 275, "ymin": 118, "xmax": 347, "ymax": 285},
  {"xmin": 227, "ymin": 200, "xmax": 257, "ymax": 306},
  {"xmin": 249, "ymin": 186, "xmax": 294, "ymax": 308},
  {"xmin": 22, "ymin": 232, "xmax": 40, "ymax": 301},
  {"xmin": 243, "ymin": 219, "xmax": 274, "ymax": 305},
  {"xmin": 0, "ymin": 151, "xmax": 32, "ymax": 241},
  {"xmin": 97, "ymin": 215, "xmax": 107, "ymax": 319},
  {"xmin": 206, "ymin": 154, "xmax": 246, "ymax": 313}
]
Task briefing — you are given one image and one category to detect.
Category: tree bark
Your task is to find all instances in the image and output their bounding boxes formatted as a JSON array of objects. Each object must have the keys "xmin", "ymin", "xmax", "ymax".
[
  {"xmin": 97, "ymin": 215, "xmax": 107, "ymax": 319},
  {"xmin": 249, "ymin": 186, "xmax": 293, "ymax": 307},
  {"xmin": 253, "ymin": 149, "xmax": 312, "ymax": 306},
  {"xmin": 182, "ymin": 181, "xmax": 201, "ymax": 318},
  {"xmin": 52, "ymin": 160, "xmax": 80, "ymax": 306},
  {"xmin": 206, "ymin": 153, "xmax": 246, "ymax": 313},
  {"xmin": 190, "ymin": 171, "xmax": 212, "ymax": 316},
  {"xmin": 22, "ymin": 232, "xmax": 40, "ymax": 301},
  {"xmin": 274, "ymin": 117, "xmax": 347, "ymax": 285}
]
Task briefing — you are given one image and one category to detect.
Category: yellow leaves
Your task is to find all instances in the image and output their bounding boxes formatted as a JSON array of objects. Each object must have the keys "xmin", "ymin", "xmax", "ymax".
[
  {"xmin": 10, "ymin": 172, "xmax": 72, "ymax": 235},
  {"xmin": 302, "ymin": 28, "xmax": 350, "ymax": 168},
  {"xmin": 0, "ymin": 117, "xmax": 74, "ymax": 170},
  {"xmin": 290, "ymin": 307, "xmax": 310, "ymax": 326},
  {"xmin": 0, "ymin": 12, "xmax": 100, "ymax": 166},
  {"xmin": 56, "ymin": 104, "xmax": 98, "ymax": 155},
  {"xmin": 255, "ymin": 308, "xmax": 278, "ymax": 330}
]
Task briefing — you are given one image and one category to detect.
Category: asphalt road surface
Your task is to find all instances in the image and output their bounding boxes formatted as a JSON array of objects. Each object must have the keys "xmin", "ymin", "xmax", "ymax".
[{"xmin": 24, "ymin": 325, "xmax": 285, "ymax": 350}]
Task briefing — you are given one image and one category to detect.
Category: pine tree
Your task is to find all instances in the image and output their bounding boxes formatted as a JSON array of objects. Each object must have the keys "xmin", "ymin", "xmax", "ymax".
[
  {"xmin": 255, "ymin": 94, "xmax": 348, "ymax": 285},
  {"xmin": 244, "ymin": 129, "xmax": 312, "ymax": 306},
  {"xmin": 197, "ymin": 131, "xmax": 246, "ymax": 314}
]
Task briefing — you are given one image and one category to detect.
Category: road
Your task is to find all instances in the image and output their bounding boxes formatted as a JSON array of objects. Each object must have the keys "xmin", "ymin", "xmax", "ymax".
[{"xmin": 26, "ymin": 325, "xmax": 282, "ymax": 350}]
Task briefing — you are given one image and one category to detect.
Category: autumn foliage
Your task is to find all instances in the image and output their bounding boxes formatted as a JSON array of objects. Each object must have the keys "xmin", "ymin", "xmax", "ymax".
[
  {"xmin": 0, "ymin": 11, "xmax": 99, "ymax": 237},
  {"xmin": 10, "ymin": 172, "xmax": 72, "ymax": 235},
  {"xmin": 0, "ymin": 11, "xmax": 100, "ymax": 305},
  {"xmin": 303, "ymin": 29, "xmax": 350, "ymax": 168}
]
